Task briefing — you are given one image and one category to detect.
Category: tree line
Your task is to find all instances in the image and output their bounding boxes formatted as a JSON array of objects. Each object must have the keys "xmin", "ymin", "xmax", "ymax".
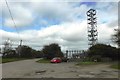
[
  {"xmin": 1, "ymin": 29, "xmax": 119, "ymax": 61},
  {"xmin": 86, "ymin": 29, "xmax": 120, "ymax": 62},
  {"xmin": 1, "ymin": 43, "xmax": 63, "ymax": 59},
  {"xmin": 87, "ymin": 44, "xmax": 119, "ymax": 61}
]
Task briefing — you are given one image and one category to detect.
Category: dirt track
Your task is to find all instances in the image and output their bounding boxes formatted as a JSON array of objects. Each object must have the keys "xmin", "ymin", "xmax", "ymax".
[{"xmin": 2, "ymin": 59, "xmax": 119, "ymax": 78}]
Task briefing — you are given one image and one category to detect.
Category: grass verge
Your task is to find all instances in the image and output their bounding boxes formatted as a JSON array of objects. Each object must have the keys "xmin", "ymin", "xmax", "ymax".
[
  {"xmin": 2, "ymin": 58, "xmax": 27, "ymax": 63},
  {"xmin": 76, "ymin": 61, "xmax": 100, "ymax": 66},
  {"xmin": 36, "ymin": 59, "xmax": 50, "ymax": 63},
  {"xmin": 0, "ymin": 57, "xmax": 2, "ymax": 63},
  {"xmin": 110, "ymin": 62, "xmax": 120, "ymax": 70}
]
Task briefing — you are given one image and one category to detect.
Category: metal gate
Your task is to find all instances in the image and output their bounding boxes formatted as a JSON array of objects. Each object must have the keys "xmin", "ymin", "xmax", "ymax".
[{"xmin": 64, "ymin": 50, "xmax": 87, "ymax": 62}]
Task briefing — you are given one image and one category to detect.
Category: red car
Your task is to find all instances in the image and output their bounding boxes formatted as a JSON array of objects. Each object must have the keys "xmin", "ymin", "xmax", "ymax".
[{"xmin": 51, "ymin": 57, "xmax": 62, "ymax": 63}]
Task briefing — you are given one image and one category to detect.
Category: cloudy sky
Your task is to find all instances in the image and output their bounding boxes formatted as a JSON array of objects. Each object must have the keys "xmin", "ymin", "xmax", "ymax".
[{"xmin": 0, "ymin": 0, "xmax": 119, "ymax": 52}]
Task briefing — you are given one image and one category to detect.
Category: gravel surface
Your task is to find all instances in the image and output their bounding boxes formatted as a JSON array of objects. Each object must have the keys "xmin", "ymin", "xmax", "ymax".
[{"xmin": 2, "ymin": 59, "xmax": 119, "ymax": 78}]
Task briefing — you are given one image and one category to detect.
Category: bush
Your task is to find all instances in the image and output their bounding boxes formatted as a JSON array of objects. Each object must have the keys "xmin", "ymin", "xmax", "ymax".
[
  {"xmin": 3, "ymin": 50, "xmax": 19, "ymax": 58},
  {"xmin": 88, "ymin": 44, "xmax": 118, "ymax": 61},
  {"xmin": 101, "ymin": 57, "xmax": 112, "ymax": 62},
  {"xmin": 42, "ymin": 43, "xmax": 63, "ymax": 59},
  {"xmin": 90, "ymin": 55, "xmax": 102, "ymax": 62}
]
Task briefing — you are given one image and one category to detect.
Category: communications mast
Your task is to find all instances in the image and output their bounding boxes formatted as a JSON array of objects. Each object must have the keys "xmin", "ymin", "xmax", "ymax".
[{"xmin": 87, "ymin": 9, "xmax": 98, "ymax": 46}]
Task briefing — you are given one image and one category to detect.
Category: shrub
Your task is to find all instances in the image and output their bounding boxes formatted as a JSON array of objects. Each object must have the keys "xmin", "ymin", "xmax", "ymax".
[{"xmin": 90, "ymin": 55, "xmax": 102, "ymax": 62}]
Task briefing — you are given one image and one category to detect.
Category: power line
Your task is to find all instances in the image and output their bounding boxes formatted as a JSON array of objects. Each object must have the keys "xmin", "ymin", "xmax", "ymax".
[
  {"xmin": 4, "ymin": 0, "xmax": 22, "ymax": 43},
  {"xmin": 4, "ymin": 0, "xmax": 23, "ymax": 48}
]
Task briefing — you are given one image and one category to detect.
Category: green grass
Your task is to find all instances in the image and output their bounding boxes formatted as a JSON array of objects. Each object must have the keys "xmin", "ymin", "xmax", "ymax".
[
  {"xmin": 36, "ymin": 59, "xmax": 50, "ymax": 63},
  {"xmin": 0, "ymin": 57, "xmax": 2, "ymax": 63},
  {"xmin": 110, "ymin": 62, "xmax": 120, "ymax": 70},
  {"xmin": 2, "ymin": 58, "xmax": 27, "ymax": 63},
  {"xmin": 76, "ymin": 61, "xmax": 99, "ymax": 66}
]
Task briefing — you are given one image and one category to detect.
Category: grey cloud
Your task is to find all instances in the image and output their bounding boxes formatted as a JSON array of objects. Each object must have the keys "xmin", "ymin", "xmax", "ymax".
[
  {"xmin": 1, "ymin": 1, "xmax": 118, "ymax": 51},
  {"xmin": 107, "ymin": 20, "xmax": 118, "ymax": 28}
]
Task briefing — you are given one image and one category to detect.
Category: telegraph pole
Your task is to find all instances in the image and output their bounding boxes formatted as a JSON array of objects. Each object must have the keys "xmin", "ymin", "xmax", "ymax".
[
  {"xmin": 18, "ymin": 40, "xmax": 22, "ymax": 57},
  {"xmin": 20, "ymin": 40, "xmax": 22, "ymax": 46},
  {"xmin": 87, "ymin": 9, "xmax": 98, "ymax": 46}
]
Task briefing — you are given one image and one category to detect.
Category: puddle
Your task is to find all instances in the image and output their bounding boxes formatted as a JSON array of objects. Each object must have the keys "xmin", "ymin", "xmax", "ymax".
[
  {"xmin": 51, "ymin": 70, "xmax": 55, "ymax": 72},
  {"xmin": 70, "ymin": 70, "xmax": 77, "ymax": 72},
  {"xmin": 35, "ymin": 70, "xmax": 46, "ymax": 74},
  {"xmin": 101, "ymin": 70, "xmax": 110, "ymax": 72},
  {"xmin": 78, "ymin": 74, "xmax": 95, "ymax": 78}
]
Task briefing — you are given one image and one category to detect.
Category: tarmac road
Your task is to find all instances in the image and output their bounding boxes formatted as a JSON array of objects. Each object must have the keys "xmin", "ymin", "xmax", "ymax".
[{"xmin": 2, "ymin": 58, "xmax": 119, "ymax": 78}]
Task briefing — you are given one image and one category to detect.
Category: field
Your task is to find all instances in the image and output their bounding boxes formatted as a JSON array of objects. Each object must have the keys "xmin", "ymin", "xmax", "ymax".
[{"xmin": 1, "ymin": 58, "xmax": 28, "ymax": 63}]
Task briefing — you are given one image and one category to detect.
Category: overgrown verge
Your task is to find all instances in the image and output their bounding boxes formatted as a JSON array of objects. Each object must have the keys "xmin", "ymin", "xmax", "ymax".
[
  {"xmin": 2, "ymin": 58, "xmax": 28, "ymax": 63},
  {"xmin": 110, "ymin": 62, "xmax": 120, "ymax": 70},
  {"xmin": 36, "ymin": 59, "xmax": 50, "ymax": 63},
  {"xmin": 76, "ymin": 61, "xmax": 100, "ymax": 66}
]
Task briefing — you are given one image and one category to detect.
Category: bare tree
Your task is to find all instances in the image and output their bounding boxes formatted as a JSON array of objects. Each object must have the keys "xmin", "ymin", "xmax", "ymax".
[
  {"xmin": 3, "ymin": 39, "xmax": 13, "ymax": 57},
  {"xmin": 112, "ymin": 29, "xmax": 120, "ymax": 48}
]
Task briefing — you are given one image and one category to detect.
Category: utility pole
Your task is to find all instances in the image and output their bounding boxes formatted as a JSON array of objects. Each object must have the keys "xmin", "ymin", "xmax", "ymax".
[
  {"xmin": 20, "ymin": 40, "xmax": 22, "ymax": 46},
  {"xmin": 18, "ymin": 40, "xmax": 22, "ymax": 57},
  {"xmin": 66, "ymin": 50, "xmax": 68, "ymax": 58},
  {"xmin": 87, "ymin": 9, "xmax": 98, "ymax": 46}
]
